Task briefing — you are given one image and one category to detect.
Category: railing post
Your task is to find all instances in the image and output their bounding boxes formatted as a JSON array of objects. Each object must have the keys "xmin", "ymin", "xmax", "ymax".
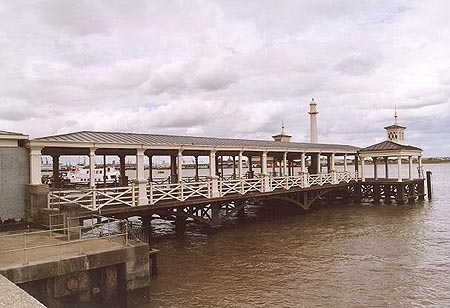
[
  {"xmin": 303, "ymin": 173, "xmax": 310, "ymax": 188},
  {"xmin": 147, "ymin": 182, "xmax": 152, "ymax": 205},
  {"xmin": 23, "ymin": 231, "xmax": 28, "ymax": 265},
  {"xmin": 208, "ymin": 176, "xmax": 220, "ymax": 198},
  {"xmin": 285, "ymin": 175, "xmax": 289, "ymax": 189},
  {"xmin": 332, "ymin": 170, "xmax": 337, "ymax": 184},
  {"xmin": 92, "ymin": 188, "xmax": 97, "ymax": 211},
  {"xmin": 240, "ymin": 178, "xmax": 244, "ymax": 194},
  {"xmin": 180, "ymin": 181, "xmax": 184, "ymax": 201}
]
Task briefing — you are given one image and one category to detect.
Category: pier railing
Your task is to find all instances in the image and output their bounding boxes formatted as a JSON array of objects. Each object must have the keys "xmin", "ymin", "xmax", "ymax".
[
  {"xmin": 0, "ymin": 215, "xmax": 133, "ymax": 266},
  {"xmin": 49, "ymin": 171, "xmax": 357, "ymax": 210}
]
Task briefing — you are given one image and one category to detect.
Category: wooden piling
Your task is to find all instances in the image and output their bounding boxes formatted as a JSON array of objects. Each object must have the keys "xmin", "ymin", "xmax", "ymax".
[{"xmin": 426, "ymin": 171, "xmax": 433, "ymax": 200}]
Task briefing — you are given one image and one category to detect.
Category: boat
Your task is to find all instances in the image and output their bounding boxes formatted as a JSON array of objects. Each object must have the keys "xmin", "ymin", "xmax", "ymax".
[{"xmin": 62, "ymin": 166, "xmax": 120, "ymax": 184}]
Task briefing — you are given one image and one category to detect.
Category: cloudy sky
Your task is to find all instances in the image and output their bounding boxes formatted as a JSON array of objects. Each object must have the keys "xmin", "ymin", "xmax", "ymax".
[{"xmin": 1, "ymin": 1, "xmax": 449, "ymax": 156}]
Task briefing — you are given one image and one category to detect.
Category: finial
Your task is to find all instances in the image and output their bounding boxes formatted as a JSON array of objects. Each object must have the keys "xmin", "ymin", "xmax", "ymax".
[
  {"xmin": 394, "ymin": 105, "xmax": 398, "ymax": 124},
  {"xmin": 281, "ymin": 119, "xmax": 285, "ymax": 134}
]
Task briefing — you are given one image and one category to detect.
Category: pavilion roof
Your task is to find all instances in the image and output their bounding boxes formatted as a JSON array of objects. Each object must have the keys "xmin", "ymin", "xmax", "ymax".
[
  {"xmin": 358, "ymin": 140, "xmax": 422, "ymax": 155},
  {"xmin": 33, "ymin": 130, "xmax": 360, "ymax": 153}
]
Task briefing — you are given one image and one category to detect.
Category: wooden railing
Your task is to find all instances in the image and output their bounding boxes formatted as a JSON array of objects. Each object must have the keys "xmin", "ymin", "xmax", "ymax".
[{"xmin": 49, "ymin": 171, "xmax": 357, "ymax": 210}]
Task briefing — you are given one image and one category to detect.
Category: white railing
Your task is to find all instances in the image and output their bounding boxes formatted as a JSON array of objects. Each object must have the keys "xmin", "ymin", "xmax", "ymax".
[
  {"xmin": 49, "ymin": 172, "xmax": 357, "ymax": 210},
  {"xmin": 48, "ymin": 185, "xmax": 138, "ymax": 211},
  {"xmin": 148, "ymin": 181, "xmax": 211, "ymax": 204}
]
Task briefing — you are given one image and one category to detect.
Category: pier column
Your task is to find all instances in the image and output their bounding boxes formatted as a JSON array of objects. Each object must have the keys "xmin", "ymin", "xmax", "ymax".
[
  {"xmin": 354, "ymin": 155, "xmax": 359, "ymax": 177},
  {"xmin": 170, "ymin": 155, "xmax": 177, "ymax": 183},
  {"xmin": 232, "ymin": 156, "xmax": 236, "ymax": 179},
  {"xmin": 177, "ymin": 149, "xmax": 183, "ymax": 183},
  {"xmin": 330, "ymin": 153, "xmax": 337, "ymax": 184},
  {"xmin": 300, "ymin": 153, "xmax": 306, "ymax": 173},
  {"xmin": 89, "ymin": 148, "xmax": 96, "ymax": 188},
  {"xmin": 135, "ymin": 148, "xmax": 149, "ymax": 205},
  {"xmin": 373, "ymin": 157, "xmax": 378, "ymax": 180},
  {"xmin": 343, "ymin": 154, "xmax": 348, "ymax": 172},
  {"xmin": 238, "ymin": 151, "xmax": 243, "ymax": 178},
  {"xmin": 147, "ymin": 154, "xmax": 153, "ymax": 182},
  {"xmin": 261, "ymin": 151, "xmax": 270, "ymax": 192},
  {"xmin": 51, "ymin": 154, "xmax": 60, "ymax": 188},
  {"xmin": 194, "ymin": 156, "xmax": 199, "ymax": 181},
  {"xmin": 283, "ymin": 152, "xmax": 288, "ymax": 176},
  {"xmin": 208, "ymin": 151, "xmax": 220, "ymax": 197},
  {"xmin": 397, "ymin": 156, "xmax": 402, "ymax": 182},
  {"xmin": 384, "ymin": 157, "xmax": 389, "ymax": 179},
  {"xmin": 408, "ymin": 156, "xmax": 413, "ymax": 180},
  {"xmin": 30, "ymin": 147, "xmax": 43, "ymax": 185},
  {"xmin": 360, "ymin": 157, "xmax": 366, "ymax": 182},
  {"xmin": 248, "ymin": 156, "xmax": 253, "ymax": 178},
  {"xmin": 119, "ymin": 154, "xmax": 127, "ymax": 186},
  {"xmin": 418, "ymin": 155, "xmax": 423, "ymax": 178}
]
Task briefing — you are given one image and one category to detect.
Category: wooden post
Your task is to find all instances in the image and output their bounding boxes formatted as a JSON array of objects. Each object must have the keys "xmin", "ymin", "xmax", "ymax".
[
  {"xmin": 194, "ymin": 156, "xmax": 199, "ymax": 181},
  {"xmin": 426, "ymin": 171, "xmax": 433, "ymax": 200},
  {"xmin": 384, "ymin": 157, "xmax": 389, "ymax": 179},
  {"xmin": 148, "ymin": 154, "xmax": 153, "ymax": 182},
  {"xmin": 373, "ymin": 157, "xmax": 378, "ymax": 180}
]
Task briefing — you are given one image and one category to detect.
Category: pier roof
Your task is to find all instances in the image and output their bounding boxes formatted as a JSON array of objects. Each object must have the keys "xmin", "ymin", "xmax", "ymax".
[
  {"xmin": 31, "ymin": 130, "xmax": 359, "ymax": 154},
  {"xmin": 358, "ymin": 140, "xmax": 422, "ymax": 157}
]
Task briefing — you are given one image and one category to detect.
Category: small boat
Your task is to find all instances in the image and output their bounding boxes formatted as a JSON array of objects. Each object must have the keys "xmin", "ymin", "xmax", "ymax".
[{"xmin": 62, "ymin": 166, "xmax": 120, "ymax": 184}]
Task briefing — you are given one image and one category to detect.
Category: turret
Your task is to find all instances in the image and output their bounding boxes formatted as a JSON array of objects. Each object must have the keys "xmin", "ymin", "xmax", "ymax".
[{"xmin": 384, "ymin": 106, "xmax": 406, "ymax": 144}]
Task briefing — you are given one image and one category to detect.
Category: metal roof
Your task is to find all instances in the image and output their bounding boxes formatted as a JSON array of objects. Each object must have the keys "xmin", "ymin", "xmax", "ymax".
[
  {"xmin": 0, "ymin": 130, "xmax": 25, "ymax": 135},
  {"xmin": 384, "ymin": 124, "xmax": 406, "ymax": 129},
  {"xmin": 34, "ymin": 130, "xmax": 360, "ymax": 152},
  {"xmin": 359, "ymin": 140, "xmax": 422, "ymax": 152}
]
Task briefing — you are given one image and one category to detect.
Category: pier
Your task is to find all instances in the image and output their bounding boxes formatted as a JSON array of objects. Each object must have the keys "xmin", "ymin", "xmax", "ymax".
[{"xmin": 0, "ymin": 101, "xmax": 427, "ymax": 307}]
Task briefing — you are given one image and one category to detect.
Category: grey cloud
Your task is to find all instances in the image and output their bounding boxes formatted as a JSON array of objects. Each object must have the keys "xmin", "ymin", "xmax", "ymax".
[{"xmin": 335, "ymin": 54, "xmax": 381, "ymax": 76}]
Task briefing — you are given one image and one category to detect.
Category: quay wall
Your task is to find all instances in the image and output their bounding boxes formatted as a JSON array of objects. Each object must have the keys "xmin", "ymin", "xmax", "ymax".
[
  {"xmin": 0, "ymin": 146, "xmax": 29, "ymax": 223},
  {"xmin": 0, "ymin": 274, "xmax": 45, "ymax": 307}
]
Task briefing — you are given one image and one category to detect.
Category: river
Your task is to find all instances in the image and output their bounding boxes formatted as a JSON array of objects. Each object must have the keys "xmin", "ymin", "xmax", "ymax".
[{"xmin": 128, "ymin": 163, "xmax": 450, "ymax": 308}]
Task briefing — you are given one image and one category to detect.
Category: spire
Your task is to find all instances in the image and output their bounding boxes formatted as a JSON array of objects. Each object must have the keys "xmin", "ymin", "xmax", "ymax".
[
  {"xmin": 281, "ymin": 119, "xmax": 285, "ymax": 134},
  {"xmin": 309, "ymin": 97, "xmax": 318, "ymax": 143}
]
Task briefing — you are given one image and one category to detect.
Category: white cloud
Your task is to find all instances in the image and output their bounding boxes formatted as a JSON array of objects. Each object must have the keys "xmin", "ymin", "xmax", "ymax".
[{"xmin": 0, "ymin": 1, "xmax": 450, "ymax": 155}]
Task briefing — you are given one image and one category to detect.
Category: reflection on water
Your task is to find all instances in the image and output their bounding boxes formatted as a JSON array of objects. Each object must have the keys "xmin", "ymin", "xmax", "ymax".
[{"xmin": 128, "ymin": 164, "xmax": 450, "ymax": 308}]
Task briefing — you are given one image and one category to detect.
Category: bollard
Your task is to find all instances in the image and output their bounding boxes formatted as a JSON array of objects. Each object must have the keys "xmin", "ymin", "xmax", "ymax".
[{"xmin": 426, "ymin": 171, "xmax": 433, "ymax": 200}]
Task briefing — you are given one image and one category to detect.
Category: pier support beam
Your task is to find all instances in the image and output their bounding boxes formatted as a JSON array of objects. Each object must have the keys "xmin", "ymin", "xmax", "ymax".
[
  {"xmin": 238, "ymin": 151, "xmax": 243, "ymax": 178},
  {"xmin": 175, "ymin": 216, "xmax": 186, "ymax": 236},
  {"xmin": 135, "ymin": 149, "xmax": 148, "ymax": 205},
  {"xmin": 261, "ymin": 152, "xmax": 270, "ymax": 192},
  {"xmin": 30, "ymin": 147, "xmax": 43, "ymax": 185},
  {"xmin": 89, "ymin": 148, "xmax": 96, "ymax": 188},
  {"xmin": 397, "ymin": 156, "xmax": 402, "ymax": 182},
  {"xmin": 51, "ymin": 154, "xmax": 60, "ymax": 188},
  {"xmin": 119, "ymin": 154, "xmax": 127, "ymax": 186},
  {"xmin": 208, "ymin": 151, "xmax": 220, "ymax": 197}
]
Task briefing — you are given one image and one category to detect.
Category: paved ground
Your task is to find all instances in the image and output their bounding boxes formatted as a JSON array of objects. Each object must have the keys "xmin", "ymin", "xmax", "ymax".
[
  {"xmin": 0, "ymin": 229, "xmax": 127, "ymax": 270},
  {"xmin": 0, "ymin": 274, "xmax": 45, "ymax": 307}
]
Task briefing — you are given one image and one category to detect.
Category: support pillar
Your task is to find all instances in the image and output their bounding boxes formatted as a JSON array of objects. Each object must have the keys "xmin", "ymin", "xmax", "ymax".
[
  {"xmin": 119, "ymin": 154, "xmax": 127, "ymax": 186},
  {"xmin": 385, "ymin": 157, "xmax": 389, "ymax": 179},
  {"xmin": 238, "ymin": 151, "xmax": 243, "ymax": 178},
  {"xmin": 397, "ymin": 156, "xmax": 402, "ymax": 182},
  {"xmin": 211, "ymin": 203, "xmax": 221, "ymax": 227},
  {"xmin": 300, "ymin": 153, "xmax": 306, "ymax": 173},
  {"xmin": 248, "ymin": 156, "xmax": 253, "ymax": 178},
  {"xmin": 194, "ymin": 156, "xmax": 199, "ymax": 181},
  {"xmin": 208, "ymin": 151, "xmax": 219, "ymax": 197},
  {"xmin": 373, "ymin": 157, "xmax": 378, "ymax": 180},
  {"xmin": 232, "ymin": 156, "xmax": 236, "ymax": 179},
  {"xmin": 103, "ymin": 154, "xmax": 107, "ymax": 187},
  {"xmin": 408, "ymin": 156, "xmax": 413, "ymax": 180},
  {"xmin": 177, "ymin": 149, "xmax": 183, "ymax": 183},
  {"xmin": 283, "ymin": 152, "xmax": 288, "ymax": 176},
  {"xmin": 135, "ymin": 148, "xmax": 148, "ymax": 205},
  {"xmin": 148, "ymin": 154, "xmax": 153, "ymax": 182},
  {"xmin": 175, "ymin": 216, "xmax": 187, "ymax": 236},
  {"xmin": 361, "ymin": 157, "xmax": 366, "ymax": 182},
  {"xmin": 261, "ymin": 151, "xmax": 270, "ymax": 192},
  {"xmin": 343, "ymin": 154, "xmax": 348, "ymax": 173},
  {"xmin": 330, "ymin": 153, "xmax": 336, "ymax": 184},
  {"xmin": 418, "ymin": 155, "xmax": 423, "ymax": 179},
  {"xmin": 51, "ymin": 154, "xmax": 60, "ymax": 188},
  {"xmin": 170, "ymin": 154, "xmax": 177, "ymax": 184},
  {"xmin": 310, "ymin": 153, "xmax": 320, "ymax": 174},
  {"xmin": 354, "ymin": 155, "xmax": 359, "ymax": 177},
  {"xmin": 89, "ymin": 148, "xmax": 96, "ymax": 188}
]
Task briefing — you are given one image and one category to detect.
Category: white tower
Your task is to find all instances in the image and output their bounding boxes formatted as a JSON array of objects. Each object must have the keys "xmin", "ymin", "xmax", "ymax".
[
  {"xmin": 384, "ymin": 107, "xmax": 406, "ymax": 144},
  {"xmin": 308, "ymin": 98, "xmax": 318, "ymax": 143}
]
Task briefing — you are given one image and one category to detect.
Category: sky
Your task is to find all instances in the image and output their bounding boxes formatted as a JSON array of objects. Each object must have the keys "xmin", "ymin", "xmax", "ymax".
[{"xmin": 1, "ymin": 0, "xmax": 450, "ymax": 156}]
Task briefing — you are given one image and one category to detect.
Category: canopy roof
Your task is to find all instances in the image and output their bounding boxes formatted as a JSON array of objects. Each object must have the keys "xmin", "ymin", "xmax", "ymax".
[
  {"xmin": 358, "ymin": 140, "xmax": 422, "ymax": 157},
  {"xmin": 31, "ymin": 130, "xmax": 360, "ymax": 154}
]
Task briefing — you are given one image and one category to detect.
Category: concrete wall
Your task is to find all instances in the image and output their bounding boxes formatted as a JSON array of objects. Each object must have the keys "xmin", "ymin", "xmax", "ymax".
[
  {"xmin": 0, "ymin": 274, "xmax": 45, "ymax": 308},
  {"xmin": 0, "ymin": 147, "xmax": 29, "ymax": 222}
]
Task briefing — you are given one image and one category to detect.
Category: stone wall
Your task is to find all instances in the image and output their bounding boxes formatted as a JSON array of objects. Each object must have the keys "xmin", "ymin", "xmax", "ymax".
[{"xmin": 0, "ymin": 147, "xmax": 29, "ymax": 222}]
